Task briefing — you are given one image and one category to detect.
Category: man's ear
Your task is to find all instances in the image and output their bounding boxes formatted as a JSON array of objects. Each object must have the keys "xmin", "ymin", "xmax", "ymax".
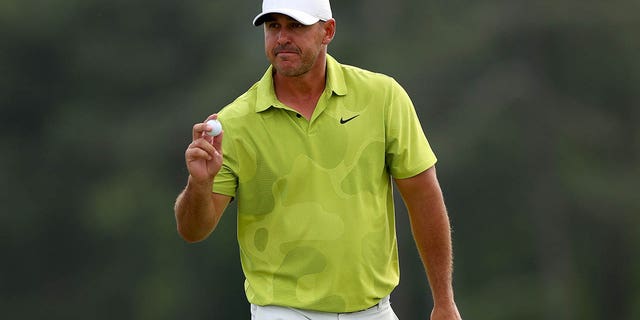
[{"xmin": 322, "ymin": 19, "xmax": 336, "ymax": 45}]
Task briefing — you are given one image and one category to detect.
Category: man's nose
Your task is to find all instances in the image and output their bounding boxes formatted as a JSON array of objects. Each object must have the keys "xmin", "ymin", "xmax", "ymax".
[{"xmin": 276, "ymin": 28, "xmax": 291, "ymax": 44}]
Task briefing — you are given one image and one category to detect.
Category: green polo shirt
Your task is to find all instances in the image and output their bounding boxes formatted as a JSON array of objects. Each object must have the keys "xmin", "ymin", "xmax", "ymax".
[{"xmin": 213, "ymin": 55, "xmax": 437, "ymax": 312}]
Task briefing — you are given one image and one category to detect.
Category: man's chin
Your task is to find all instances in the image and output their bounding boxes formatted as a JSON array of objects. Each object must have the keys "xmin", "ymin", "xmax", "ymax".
[
  {"xmin": 273, "ymin": 62, "xmax": 306, "ymax": 77},
  {"xmin": 275, "ymin": 68, "xmax": 306, "ymax": 78}
]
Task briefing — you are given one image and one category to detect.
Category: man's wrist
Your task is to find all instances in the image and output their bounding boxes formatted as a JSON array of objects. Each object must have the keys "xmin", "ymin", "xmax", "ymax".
[
  {"xmin": 432, "ymin": 292, "xmax": 456, "ymax": 309},
  {"xmin": 186, "ymin": 175, "xmax": 214, "ymax": 194}
]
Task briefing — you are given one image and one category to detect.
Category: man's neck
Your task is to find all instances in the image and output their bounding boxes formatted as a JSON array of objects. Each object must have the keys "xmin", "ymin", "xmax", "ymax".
[{"xmin": 273, "ymin": 56, "xmax": 327, "ymax": 119}]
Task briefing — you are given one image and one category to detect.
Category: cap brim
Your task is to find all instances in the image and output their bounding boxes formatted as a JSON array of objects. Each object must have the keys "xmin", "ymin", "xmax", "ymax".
[{"xmin": 253, "ymin": 8, "xmax": 321, "ymax": 26}]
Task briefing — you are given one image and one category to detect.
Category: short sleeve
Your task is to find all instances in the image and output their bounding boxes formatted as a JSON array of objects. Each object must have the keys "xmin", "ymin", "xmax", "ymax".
[{"xmin": 385, "ymin": 79, "xmax": 437, "ymax": 179}]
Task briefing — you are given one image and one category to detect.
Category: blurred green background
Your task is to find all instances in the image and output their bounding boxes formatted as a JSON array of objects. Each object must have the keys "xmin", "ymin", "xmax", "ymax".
[{"xmin": 2, "ymin": 0, "xmax": 639, "ymax": 319}]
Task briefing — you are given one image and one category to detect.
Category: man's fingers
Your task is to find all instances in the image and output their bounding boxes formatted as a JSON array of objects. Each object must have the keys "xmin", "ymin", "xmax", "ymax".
[
  {"xmin": 187, "ymin": 140, "xmax": 217, "ymax": 159},
  {"xmin": 192, "ymin": 122, "xmax": 212, "ymax": 141},
  {"xmin": 192, "ymin": 114, "xmax": 219, "ymax": 140},
  {"xmin": 186, "ymin": 148, "xmax": 212, "ymax": 162},
  {"xmin": 210, "ymin": 131, "xmax": 224, "ymax": 152},
  {"xmin": 188, "ymin": 114, "xmax": 223, "ymax": 167}
]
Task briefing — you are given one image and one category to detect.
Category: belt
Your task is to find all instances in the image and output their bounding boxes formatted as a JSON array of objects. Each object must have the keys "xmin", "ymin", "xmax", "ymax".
[{"xmin": 355, "ymin": 295, "xmax": 390, "ymax": 313}]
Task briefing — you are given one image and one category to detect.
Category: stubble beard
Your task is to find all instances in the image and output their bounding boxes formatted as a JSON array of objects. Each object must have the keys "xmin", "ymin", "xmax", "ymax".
[{"xmin": 271, "ymin": 47, "xmax": 323, "ymax": 78}]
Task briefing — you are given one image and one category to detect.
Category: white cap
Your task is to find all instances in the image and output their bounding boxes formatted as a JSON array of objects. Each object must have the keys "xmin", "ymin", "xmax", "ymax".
[{"xmin": 253, "ymin": 0, "xmax": 333, "ymax": 26}]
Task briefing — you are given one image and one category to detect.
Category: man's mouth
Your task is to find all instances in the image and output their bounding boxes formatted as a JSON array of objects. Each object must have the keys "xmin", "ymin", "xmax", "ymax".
[{"xmin": 274, "ymin": 46, "xmax": 300, "ymax": 56}]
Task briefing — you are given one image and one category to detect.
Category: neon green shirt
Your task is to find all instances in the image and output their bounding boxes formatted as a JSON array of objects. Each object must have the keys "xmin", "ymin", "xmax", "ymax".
[{"xmin": 213, "ymin": 55, "xmax": 437, "ymax": 312}]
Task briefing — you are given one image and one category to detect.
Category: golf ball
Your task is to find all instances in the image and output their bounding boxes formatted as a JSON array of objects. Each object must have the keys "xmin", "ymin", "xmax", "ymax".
[{"xmin": 206, "ymin": 119, "xmax": 222, "ymax": 136}]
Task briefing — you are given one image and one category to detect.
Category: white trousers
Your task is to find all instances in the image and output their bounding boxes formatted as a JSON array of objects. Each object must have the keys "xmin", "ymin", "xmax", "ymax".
[{"xmin": 250, "ymin": 296, "xmax": 399, "ymax": 320}]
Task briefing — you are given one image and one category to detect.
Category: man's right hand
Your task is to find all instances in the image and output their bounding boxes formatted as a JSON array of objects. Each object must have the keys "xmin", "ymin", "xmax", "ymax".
[
  {"xmin": 175, "ymin": 114, "xmax": 231, "ymax": 242},
  {"xmin": 185, "ymin": 114, "xmax": 224, "ymax": 186}
]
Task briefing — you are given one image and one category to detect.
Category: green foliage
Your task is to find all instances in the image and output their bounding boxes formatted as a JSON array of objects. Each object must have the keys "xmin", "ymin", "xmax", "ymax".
[{"xmin": 2, "ymin": 0, "xmax": 639, "ymax": 319}]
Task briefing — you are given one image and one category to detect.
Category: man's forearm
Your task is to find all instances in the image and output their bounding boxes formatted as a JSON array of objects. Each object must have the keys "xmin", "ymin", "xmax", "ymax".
[
  {"xmin": 409, "ymin": 203, "xmax": 456, "ymax": 306},
  {"xmin": 395, "ymin": 168, "xmax": 459, "ymax": 311},
  {"xmin": 174, "ymin": 176, "xmax": 219, "ymax": 242}
]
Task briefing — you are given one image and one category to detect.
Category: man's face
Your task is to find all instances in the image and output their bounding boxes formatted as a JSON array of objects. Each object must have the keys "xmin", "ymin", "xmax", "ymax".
[{"xmin": 263, "ymin": 14, "xmax": 332, "ymax": 77}]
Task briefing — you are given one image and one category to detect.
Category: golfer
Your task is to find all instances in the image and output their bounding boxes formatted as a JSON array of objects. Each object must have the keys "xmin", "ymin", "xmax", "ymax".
[{"xmin": 175, "ymin": 0, "xmax": 462, "ymax": 319}]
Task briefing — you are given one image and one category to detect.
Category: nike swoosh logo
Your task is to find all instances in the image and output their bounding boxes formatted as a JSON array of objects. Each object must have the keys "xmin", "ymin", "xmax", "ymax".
[{"xmin": 340, "ymin": 115, "xmax": 359, "ymax": 124}]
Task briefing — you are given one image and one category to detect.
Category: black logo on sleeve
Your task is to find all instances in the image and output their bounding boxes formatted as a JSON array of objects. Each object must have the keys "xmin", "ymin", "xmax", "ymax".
[{"xmin": 340, "ymin": 115, "xmax": 359, "ymax": 124}]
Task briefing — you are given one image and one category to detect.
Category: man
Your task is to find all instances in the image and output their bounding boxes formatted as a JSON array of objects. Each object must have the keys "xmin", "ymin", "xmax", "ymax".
[{"xmin": 174, "ymin": 0, "xmax": 462, "ymax": 319}]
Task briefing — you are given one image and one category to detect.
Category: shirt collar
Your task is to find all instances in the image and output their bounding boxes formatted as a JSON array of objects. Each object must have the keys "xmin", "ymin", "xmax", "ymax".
[{"xmin": 255, "ymin": 54, "xmax": 348, "ymax": 113}]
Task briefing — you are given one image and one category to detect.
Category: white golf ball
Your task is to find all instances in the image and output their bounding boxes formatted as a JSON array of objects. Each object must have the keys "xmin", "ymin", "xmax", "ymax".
[{"xmin": 206, "ymin": 119, "xmax": 222, "ymax": 136}]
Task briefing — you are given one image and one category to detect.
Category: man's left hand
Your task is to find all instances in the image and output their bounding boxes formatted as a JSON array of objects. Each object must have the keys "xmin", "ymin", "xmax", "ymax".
[{"xmin": 430, "ymin": 303, "xmax": 462, "ymax": 320}]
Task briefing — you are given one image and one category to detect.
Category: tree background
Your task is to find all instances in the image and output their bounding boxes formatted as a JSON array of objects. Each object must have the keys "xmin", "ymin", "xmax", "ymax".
[{"xmin": 2, "ymin": 0, "xmax": 639, "ymax": 319}]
